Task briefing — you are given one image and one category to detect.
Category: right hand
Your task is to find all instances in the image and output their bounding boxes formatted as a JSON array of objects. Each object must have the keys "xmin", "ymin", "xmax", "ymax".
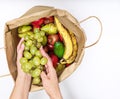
[{"xmin": 40, "ymin": 47, "xmax": 62, "ymax": 99}]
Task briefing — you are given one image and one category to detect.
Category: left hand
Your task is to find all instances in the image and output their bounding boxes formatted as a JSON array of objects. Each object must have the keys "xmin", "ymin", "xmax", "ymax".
[
  {"xmin": 17, "ymin": 38, "xmax": 31, "ymax": 79},
  {"xmin": 10, "ymin": 38, "xmax": 31, "ymax": 99}
]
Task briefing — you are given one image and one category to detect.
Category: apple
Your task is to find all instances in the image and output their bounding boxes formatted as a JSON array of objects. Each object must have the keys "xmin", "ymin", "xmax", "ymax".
[
  {"xmin": 44, "ymin": 16, "xmax": 54, "ymax": 24},
  {"xmin": 47, "ymin": 44, "xmax": 54, "ymax": 51},
  {"xmin": 43, "ymin": 46, "xmax": 49, "ymax": 53},
  {"xmin": 47, "ymin": 34, "xmax": 59, "ymax": 45},
  {"xmin": 49, "ymin": 54, "xmax": 59, "ymax": 68}
]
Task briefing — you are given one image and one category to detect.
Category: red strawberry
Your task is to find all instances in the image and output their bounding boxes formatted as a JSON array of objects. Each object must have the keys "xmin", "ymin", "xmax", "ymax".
[
  {"xmin": 31, "ymin": 18, "xmax": 45, "ymax": 27},
  {"xmin": 31, "ymin": 20, "xmax": 39, "ymax": 26},
  {"xmin": 38, "ymin": 18, "xmax": 45, "ymax": 25},
  {"xmin": 33, "ymin": 25, "xmax": 40, "ymax": 28}
]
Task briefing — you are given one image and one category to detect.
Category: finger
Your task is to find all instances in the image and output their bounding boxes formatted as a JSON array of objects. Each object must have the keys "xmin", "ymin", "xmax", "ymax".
[
  {"xmin": 40, "ymin": 46, "xmax": 53, "ymax": 68},
  {"xmin": 17, "ymin": 44, "xmax": 25, "ymax": 65},
  {"xmin": 40, "ymin": 71, "xmax": 48, "ymax": 81},
  {"xmin": 17, "ymin": 44, "xmax": 24, "ymax": 59},
  {"xmin": 45, "ymin": 65, "xmax": 49, "ymax": 74},
  {"xmin": 17, "ymin": 38, "xmax": 24, "ymax": 53},
  {"xmin": 40, "ymin": 46, "xmax": 56, "ymax": 76},
  {"xmin": 40, "ymin": 46, "xmax": 51, "ymax": 60}
]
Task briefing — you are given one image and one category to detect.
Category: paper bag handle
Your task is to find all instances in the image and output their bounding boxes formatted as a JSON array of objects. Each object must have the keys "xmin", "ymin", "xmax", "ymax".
[
  {"xmin": 0, "ymin": 47, "xmax": 5, "ymax": 50},
  {"xmin": 0, "ymin": 74, "xmax": 11, "ymax": 78},
  {"xmin": 79, "ymin": 16, "xmax": 102, "ymax": 48},
  {"xmin": 0, "ymin": 47, "xmax": 11, "ymax": 78}
]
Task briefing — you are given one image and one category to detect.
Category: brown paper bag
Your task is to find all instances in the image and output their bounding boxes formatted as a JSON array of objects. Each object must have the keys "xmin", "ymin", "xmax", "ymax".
[{"xmin": 4, "ymin": 6, "xmax": 87, "ymax": 91}]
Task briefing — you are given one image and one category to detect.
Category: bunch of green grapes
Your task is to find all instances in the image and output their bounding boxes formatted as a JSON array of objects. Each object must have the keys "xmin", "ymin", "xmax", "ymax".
[{"xmin": 18, "ymin": 25, "xmax": 48, "ymax": 85}]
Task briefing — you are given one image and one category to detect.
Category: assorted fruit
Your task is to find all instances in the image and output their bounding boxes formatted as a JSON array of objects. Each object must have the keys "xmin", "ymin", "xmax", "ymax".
[{"xmin": 17, "ymin": 16, "xmax": 78, "ymax": 85}]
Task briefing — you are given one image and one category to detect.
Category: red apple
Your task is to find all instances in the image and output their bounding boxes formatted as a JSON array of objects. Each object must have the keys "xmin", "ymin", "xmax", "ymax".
[
  {"xmin": 47, "ymin": 44, "xmax": 54, "ymax": 51},
  {"xmin": 44, "ymin": 16, "xmax": 54, "ymax": 24},
  {"xmin": 47, "ymin": 34, "xmax": 59, "ymax": 45},
  {"xmin": 43, "ymin": 46, "xmax": 49, "ymax": 53},
  {"xmin": 50, "ymin": 54, "xmax": 59, "ymax": 68}
]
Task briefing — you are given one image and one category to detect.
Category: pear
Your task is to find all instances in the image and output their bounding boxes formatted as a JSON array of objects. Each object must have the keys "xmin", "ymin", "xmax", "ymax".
[{"xmin": 41, "ymin": 23, "xmax": 57, "ymax": 35}]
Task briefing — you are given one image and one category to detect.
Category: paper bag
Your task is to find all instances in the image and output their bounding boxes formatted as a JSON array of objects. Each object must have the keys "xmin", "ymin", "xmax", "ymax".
[{"xmin": 4, "ymin": 6, "xmax": 86, "ymax": 91}]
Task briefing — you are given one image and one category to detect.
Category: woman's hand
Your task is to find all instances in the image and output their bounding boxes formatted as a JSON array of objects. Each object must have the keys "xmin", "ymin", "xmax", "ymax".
[
  {"xmin": 10, "ymin": 38, "xmax": 31, "ymax": 99},
  {"xmin": 40, "ymin": 47, "xmax": 62, "ymax": 99},
  {"xmin": 16, "ymin": 38, "xmax": 31, "ymax": 84}
]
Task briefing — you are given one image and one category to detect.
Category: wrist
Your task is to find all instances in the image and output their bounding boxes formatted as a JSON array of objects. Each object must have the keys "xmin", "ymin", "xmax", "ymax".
[
  {"xmin": 17, "ymin": 73, "xmax": 31, "ymax": 81},
  {"xmin": 50, "ymin": 94, "xmax": 62, "ymax": 99},
  {"xmin": 49, "ymin": 90, "xmax": 62, "ymax": 99},
  {"xmin": 16, "ymin": 73, "xmax": 31, "ymax": 88}
]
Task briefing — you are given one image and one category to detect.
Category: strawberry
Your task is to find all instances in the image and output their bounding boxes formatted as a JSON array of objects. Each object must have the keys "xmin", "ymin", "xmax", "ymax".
[
  {"xmin": 31, "ymin": 18, "xmax": 45, "ymax": 27},
  {"xmin": 38, "ymin": 18, "xmax": 45, "ymax": 25}
]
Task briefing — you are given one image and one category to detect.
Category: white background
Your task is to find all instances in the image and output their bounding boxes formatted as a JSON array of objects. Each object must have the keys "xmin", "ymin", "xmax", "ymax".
[{"xmin": 0, "ymin": 0, "xmax": 120, "ymax": 99}]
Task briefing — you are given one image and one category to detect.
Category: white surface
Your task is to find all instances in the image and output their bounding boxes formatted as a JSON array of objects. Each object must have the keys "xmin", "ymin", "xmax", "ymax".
[{"xmin": 0, "ymin": 0, "xmax": 120, "ymax": 99}]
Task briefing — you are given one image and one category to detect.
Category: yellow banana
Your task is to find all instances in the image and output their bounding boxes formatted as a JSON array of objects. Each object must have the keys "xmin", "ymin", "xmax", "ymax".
[
  {"xmin": 60, "ymin": 31, "xmax": 78, "ymax": 64},
  {"xmin": 65, "ymin": 31, "xmax": 78, "ymax": 64},
  {"xmin": 54, "ymin": 17, "xmax": 73, "ymax": 60}
]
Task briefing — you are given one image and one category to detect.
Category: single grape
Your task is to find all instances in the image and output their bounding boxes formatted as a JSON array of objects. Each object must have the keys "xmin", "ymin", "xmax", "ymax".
[
  {"xmin": 33, "ymin": 56, "xmax": 41, "ymax": 66},
  {"xmin": 34, "ymin": 33, "xmax": 41, "ymax": 40},
  {"xmin": 40, "ymin": 57, "xmax": 48, "ymax": 65},
  {"xmin": 35, "ymin": 50, "xmax": 42, "ymax": 58},
  {"xmin": 36, "ymin": 42, "xmax": 41, "ymax": 48},
  {"xmin": 21, "ymin": 62, "xmax": 32, "ymax": 73},
  {"xmin": 26, "ymin": 40, "xmax": 32, "ymax": 47},
  {"xmin": 31, "ymin": 68, "xmax": 41, "ymax": 77},
  {"xmin": 32, "ymin": 77, "xmax": 41, "ymax": 84},
  {"xmin": 18, "ymin": 33, "xmax": 26, "ymax": 38},
  {"xmin": 41, "ymin": 36, "xmax": 47, "ymax": 46},
  {"xmin": 55, "ymin": 63, "xmax": 65, "ymax": 76},
  {"xmin": 39, "ymin": 31, "xmax": 45, "ymax": 36},
  {"xmin": 27, "ymin": 31, "xmax": 33, "ymax": 35},
  {"xmin": 32, "ymin": 40, "xmax": 37, "ymax": 45},
  {"xmin": 24, "ymin": 35, "xmax": 30, "ymax": 41},
  {"xmin": 24, "ymin": 51, "xmax": 32, "ymax": 59},
  {"xmin": 20, "ymin": 57, "xmax": 28, "ymax": 64},
  {"xmin": 39, "ymin": 65, "xmax": 44, "ymax": 71},
  {"xmin": 23, "ymin": 41, "xmax": 26, "ymax": 45},
  {"xmin": 24, "ymin": 46, "xmax": 29, "ymax": 51},
  {"xmin": 29, "ymin": 69, "xmax": 33, "ymax": 75},
  {"xmin": 18, "ymin": 25, "xmax": 32, "ymax": 33},
  {"xmin": 56, "ymin": 63, "xmax": 65, "ymax": 71},
  {"xmin": 34, "ymin": 28, "xmax": 40, "ymax": 33},
  {"xmin": 29, "ymin": 59, "xmax": 35, "ymax": 68},
  {"xmin": 37, "ymin": 37, "xmax": 43, "ymax": 43},
  {"xmin": 29, "ymin": 34, "xmax": 34, "ymax": 40},
  {"xmin": 30, "ymin": 46, "xmax": 37, "ymax": 55},
  {"xmin": 18, "ymin": 26, "xmax": 22, "ymax": 33}
]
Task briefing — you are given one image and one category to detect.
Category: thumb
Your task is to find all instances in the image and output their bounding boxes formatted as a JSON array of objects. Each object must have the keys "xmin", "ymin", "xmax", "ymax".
[
  {"xmin": 40, "ymin": 46, "xmax": 50, "ymax": 58},
  {"xmin": 17, "ymin": 38, "xmax": 24, "ymax": 53},
  {"xmin": 17, "ymin": 44, "xmax": 24, "ymax": 59}
]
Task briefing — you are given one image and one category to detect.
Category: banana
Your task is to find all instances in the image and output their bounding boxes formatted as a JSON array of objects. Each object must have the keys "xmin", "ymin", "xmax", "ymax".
[
  {"xmin": 60, "ymin": 31, "xmax": 78, "ymax": 64},
  {"xmin": 54, "ymin": 17, "xmax": 73, "ymax": 60},
  {"xmin": 65, "ymin": 31, "xmax": 78, "ymax": 64}
]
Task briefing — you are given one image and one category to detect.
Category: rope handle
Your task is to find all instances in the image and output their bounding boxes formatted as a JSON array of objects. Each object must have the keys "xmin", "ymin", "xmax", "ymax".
[
  {"xmin": 79, "ymin": 16, "xmax": 103, "ymax": 48},
  {"xmin": 0, "ymin": 73, "xmax": 11, "ymax": 78},
  {"xmin": 0, "ymin": 47, "xmax": 11, "ymax": 78},
  {"xmin": 0, "ymin": 47, "xmax": 6, "ymax": 50}
]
